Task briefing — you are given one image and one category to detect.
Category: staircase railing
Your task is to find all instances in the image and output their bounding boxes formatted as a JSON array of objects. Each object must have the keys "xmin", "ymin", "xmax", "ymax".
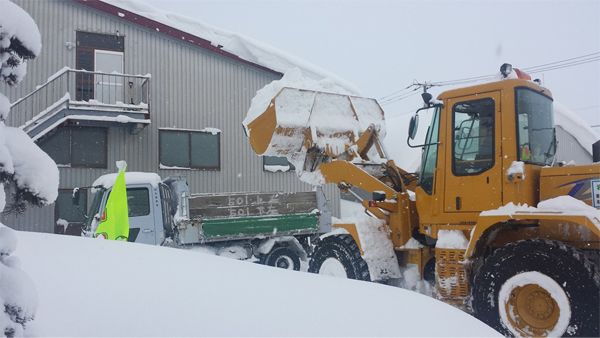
[{"xmin": 8, "ymin": 68, "xmax": 151, "ymax": 128}]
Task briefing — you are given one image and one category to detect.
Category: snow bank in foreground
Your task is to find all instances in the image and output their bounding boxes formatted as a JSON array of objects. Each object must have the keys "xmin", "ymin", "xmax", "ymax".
[
  {"xmin": 14, "ymin": 230, "xmax": 500, "ymax": 337},
  {"xmin": 0, "ymin": 225, "xmax": 39, "ymax": 337}
]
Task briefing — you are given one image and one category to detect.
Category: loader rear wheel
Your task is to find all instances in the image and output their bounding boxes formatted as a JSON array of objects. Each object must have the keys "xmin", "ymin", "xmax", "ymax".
[
  {"xmin": 472, "ymin": 239, "xmax": 600, "ymax": 337},
  {"xmin": 260, "ymin": 246, "xmax": 301, "ymax": 271},
  {"xmin": 308, "ymin": 235, "xmax": 370, "ymax": 281}
]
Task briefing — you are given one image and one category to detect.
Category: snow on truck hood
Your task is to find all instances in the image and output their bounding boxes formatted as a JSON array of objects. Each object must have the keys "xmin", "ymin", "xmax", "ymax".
[{"xmin": 92, "ymin": 172, "xmax": 162, "ymax": 189}]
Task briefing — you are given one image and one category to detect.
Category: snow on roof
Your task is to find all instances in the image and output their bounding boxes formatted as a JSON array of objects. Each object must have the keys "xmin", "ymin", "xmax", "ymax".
[
  {"xmin": 98, "ymin": 0, "xmax": 361, "ymax": 94},
  {"xmin": 554, "ymin": 101, "xmax": 599, "ymax": 155}
]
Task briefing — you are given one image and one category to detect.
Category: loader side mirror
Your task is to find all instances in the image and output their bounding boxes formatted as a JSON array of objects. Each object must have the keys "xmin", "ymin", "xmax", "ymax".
[
  {"xmin": 421, "ymin": 92, "xmax": 433, "ymax": 105},
  {"xmin": 408, "ymin": 114, "xmax": 419, "ymax": 140}
]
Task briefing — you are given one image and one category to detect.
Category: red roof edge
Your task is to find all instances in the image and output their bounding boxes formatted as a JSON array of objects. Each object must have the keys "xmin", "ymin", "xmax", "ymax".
[{"xmin": 72, "ymin": 0, "xmax": 283, "ymax": 77}]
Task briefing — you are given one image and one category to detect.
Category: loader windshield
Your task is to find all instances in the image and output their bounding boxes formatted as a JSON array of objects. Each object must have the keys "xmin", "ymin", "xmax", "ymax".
[{"xmin": 515, "ymin": 88, "xmax": 555, "ymax": 166}]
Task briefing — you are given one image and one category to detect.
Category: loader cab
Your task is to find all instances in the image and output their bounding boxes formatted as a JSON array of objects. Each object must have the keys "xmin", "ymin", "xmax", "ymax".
[{"xmin": 410, "ymin": 70, "xmax": 555, "ymax": 229}]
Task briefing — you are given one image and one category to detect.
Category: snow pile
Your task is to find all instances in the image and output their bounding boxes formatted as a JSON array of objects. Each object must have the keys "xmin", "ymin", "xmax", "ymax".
[
  {"xmin": 436, "ymin": 229, "xmax": 468, "ymax": 249},
  {"xmin": 0, "ymin": 125, "xmax": 59, "ymax": 204},
  {"xmin": 397, "ymin": 264, "xmax": 434, "ymax": 296},
  {"xmin": 0, "ymin": 0, "xmax": 41, "ymax": 95},
  {"xmin": 337, "ymin": 204, "xmax": 401, "ymax": 281},
  {"xmin": 481, "ymin": 196, "xmax": 600, "ymax": 231},
  {"xmin": 506, "ymin": 161, "xmax": 525, "ymax": 179},
  {"xmin": 14, "ymin": 230, "xmax": 500, "ymax": 337},
  {"xmin": 101, "ymin": 0, "xmax": 360, "ymax": 94},
  {"xmin": 243, "ymin": 68, "xmax": 385, "ymax": 186},
  {"xmin": 243, "ymin": 68, "xmax": 354, "ymax": 129},
  {"xmin": 0, "ymin": 225, "xmax": 39, "ymax": 337}
]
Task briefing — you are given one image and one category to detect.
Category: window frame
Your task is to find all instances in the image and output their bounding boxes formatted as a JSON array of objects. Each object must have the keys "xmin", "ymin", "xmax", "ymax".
[
  {"xmin": 159, "ymin": 129, "xmax": 221, "ymax": 170},
  {"xmin": 55, "ymin": 188, "xmax": 88, "ymax": 224},
  {"xmin": 451, "ymin": 98, "xmax": 496, "ymax": 177},
  {"xmin": 38, "ymin": 126, "xmax": 108, "ymax": 169}
]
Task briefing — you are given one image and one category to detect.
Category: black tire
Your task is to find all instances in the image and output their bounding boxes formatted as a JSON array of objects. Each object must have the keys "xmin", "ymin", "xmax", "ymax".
[
  {"xmin": 308, "ymin": 235, "xmax": 370, "ymax": 281},
  {"xmin": 472, "ymin": 239, "xmax": 600, "ymax": 337},
  {"xmin": 260, "ymin": 246, "xmax": 301, "ymax": 271}
]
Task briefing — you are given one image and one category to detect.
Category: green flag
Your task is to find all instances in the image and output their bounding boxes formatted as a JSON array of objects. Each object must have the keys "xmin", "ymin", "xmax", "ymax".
[{"xmin": 95, "ymin": 161, "xmax": 129, "ymax": 241}]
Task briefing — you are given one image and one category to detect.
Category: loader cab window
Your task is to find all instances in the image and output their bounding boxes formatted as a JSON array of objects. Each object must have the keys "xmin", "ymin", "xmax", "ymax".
[
  {"xmin": 418, "ymin": 106, "xmax": 441, "ymax": 195},
  {"xmin": 452, "ymin": 98, "xmax": 495, "ymax": 176},
  {"xmin": 515, "ymin": 88, "xmax": 555, "ymax": 166}
]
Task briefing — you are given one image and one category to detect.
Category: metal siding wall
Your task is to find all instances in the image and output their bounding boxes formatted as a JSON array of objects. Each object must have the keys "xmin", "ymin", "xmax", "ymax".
[
  {"xmin": 2, "ymin": 0, "xmax": 340, "ymax": 232},
  {"xmin": 555, "ymin": 126, "xmax": 593, "ymax": 165}
]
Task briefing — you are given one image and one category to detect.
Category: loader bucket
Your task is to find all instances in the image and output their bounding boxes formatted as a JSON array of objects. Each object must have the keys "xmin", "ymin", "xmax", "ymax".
[{"xmin": 245, "ymin": 87, "xmax": 386, "ymax": 165}]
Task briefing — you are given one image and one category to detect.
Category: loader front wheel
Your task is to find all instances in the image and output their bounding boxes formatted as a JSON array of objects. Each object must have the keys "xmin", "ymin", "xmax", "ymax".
[
  {"xmin": 472, "ymin": 239, "xmax": 599, "ymax": 337},
  {"xmin": 260, "ymin": 246, "xmax": 301, "ymax": 271},
  {"xmin": 308, "ymin": 235, "xmax": 370, "ymax": 281}
]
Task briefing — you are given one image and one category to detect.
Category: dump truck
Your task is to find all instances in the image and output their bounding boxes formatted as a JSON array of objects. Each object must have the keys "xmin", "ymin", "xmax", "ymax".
[
  {"xmin": 243, "ymin": 64, "xmax": 600, "ymax": 337},
  {"xmin": 80, "ymin": 172, "xmax": 332, "ymax": 270}
]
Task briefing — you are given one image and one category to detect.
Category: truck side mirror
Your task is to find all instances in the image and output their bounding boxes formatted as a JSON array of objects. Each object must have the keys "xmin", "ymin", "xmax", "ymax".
[{"xmin": 408, "ymin": 114, "xmax": 419, "ymax": 140}]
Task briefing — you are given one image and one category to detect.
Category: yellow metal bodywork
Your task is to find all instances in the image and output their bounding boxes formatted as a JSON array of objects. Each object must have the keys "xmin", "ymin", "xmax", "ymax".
[{"xmin": 540, "ymin": 164, "xmax": 600, "ymax": 206}]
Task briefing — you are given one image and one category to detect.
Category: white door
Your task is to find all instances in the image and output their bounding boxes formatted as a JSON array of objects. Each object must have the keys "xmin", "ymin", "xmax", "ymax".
[{"xmin": 94, "ymin": 50, "xmax": 124, "ymax": 104}]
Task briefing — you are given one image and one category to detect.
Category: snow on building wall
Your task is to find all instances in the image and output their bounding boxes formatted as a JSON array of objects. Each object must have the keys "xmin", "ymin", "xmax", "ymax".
[{"xmin": 0, "ymin": 0, "xmax": 341, "ymax": 233}]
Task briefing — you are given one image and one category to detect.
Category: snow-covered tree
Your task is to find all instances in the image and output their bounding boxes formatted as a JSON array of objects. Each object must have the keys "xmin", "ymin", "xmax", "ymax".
[{"xmin": 0, "ymin": 0, "xmax": 59, "ymax": 336}]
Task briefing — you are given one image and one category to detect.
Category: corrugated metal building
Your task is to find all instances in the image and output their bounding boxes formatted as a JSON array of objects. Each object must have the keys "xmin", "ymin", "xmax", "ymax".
[{"xmin": 1, "ymin": 0, "xmax": 340, "ymax": 233}]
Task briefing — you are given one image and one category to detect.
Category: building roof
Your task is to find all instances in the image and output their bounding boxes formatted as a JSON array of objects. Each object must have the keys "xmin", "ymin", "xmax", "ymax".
[
  {"xmin": 72, "ymin": 0, "xmax": 361, "ymax": 94},
  {"xmin": 73, "ymin": 0, "xmax": 282, "ymax": 76}
]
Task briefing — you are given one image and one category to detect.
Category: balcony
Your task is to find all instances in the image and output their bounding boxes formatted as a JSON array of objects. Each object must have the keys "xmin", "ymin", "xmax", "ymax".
[{"xmin": 8, "ymin": 68, "xmax": 151, "ymax": 141}]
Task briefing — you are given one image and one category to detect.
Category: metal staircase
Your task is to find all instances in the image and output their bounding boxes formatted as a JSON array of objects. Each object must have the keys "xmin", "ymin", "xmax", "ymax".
[{"xmin": 8, "ymin": 68, "xmax": 151, "ymax": 141}]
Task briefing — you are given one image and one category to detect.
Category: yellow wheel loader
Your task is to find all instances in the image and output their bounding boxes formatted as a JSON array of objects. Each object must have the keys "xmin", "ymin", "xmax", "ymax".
[{"xmin": 244, "ymin": 65, "xmax": 600, "ymax": 337}]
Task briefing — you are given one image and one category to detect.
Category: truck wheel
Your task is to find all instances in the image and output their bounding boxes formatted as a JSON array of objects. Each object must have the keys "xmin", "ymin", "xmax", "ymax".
[
  {"xmin": 472, "ymin": 239, "xmax": 599, "ymax": 337},
  {"xmin": 260, "ymin": 246, "xmax": 301, "ymax": 271},
  {"xmin": 308, "ymin": 235, "xmax": 370, "ymax": 281}
]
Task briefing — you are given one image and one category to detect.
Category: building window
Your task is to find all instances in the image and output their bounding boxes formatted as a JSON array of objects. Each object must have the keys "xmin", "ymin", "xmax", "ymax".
[
  {"xmin": 55, "ymin": 189, "xmax": 87, "ymax": 235},
  {"xmin": 263, "ymin": 156, "xmax": 295, "ymax": 172},
  {"xmin": 38, "ymin": 126, "xmax": 107, "ymax": 168},
  {"xmin": 159, "ymin": 129, "xmax": 220, "ymax": 170}
]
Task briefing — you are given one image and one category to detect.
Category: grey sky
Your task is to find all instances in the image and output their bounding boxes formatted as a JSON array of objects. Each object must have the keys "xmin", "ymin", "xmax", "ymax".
[{"xmin": 145, "ymin": 0, "xmax": 600, "ymax": 130}]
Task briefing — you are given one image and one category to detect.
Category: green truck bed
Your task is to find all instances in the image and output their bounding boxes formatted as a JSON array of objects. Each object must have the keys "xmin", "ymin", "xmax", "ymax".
[{"xmin": 179, "ymin": 191, "xmax": 320, "ymax": 243}]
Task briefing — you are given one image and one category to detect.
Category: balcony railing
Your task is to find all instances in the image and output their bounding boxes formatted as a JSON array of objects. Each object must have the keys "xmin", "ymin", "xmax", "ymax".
[{"xmin": 8, "ymin": 67, "xmax": 151, "ymax": 129}]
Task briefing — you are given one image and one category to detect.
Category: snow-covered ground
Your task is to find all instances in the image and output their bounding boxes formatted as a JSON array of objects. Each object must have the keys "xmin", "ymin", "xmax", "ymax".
[{"xmin": 10, "ymin": 228, "xmax": 500, "ymax": 337}]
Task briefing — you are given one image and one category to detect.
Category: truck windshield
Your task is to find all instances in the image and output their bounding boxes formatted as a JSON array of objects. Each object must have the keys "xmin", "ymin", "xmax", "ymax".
[
  {"xmin": 515, "ymin": 88, "xmax": 555, "ymax": 166},
  {"xmin": 84, "ymin": 187, "xmax": 105, "ymax": 232},
  {"xmin": 418, "ymin": 106, "xmax": 440, "ymax": 195}
]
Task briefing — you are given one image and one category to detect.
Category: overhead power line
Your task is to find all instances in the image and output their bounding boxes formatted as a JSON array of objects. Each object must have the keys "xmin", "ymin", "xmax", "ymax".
[{"xmin": 378, "ymin": 52, "xmax": 600, "ymax": 105}]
